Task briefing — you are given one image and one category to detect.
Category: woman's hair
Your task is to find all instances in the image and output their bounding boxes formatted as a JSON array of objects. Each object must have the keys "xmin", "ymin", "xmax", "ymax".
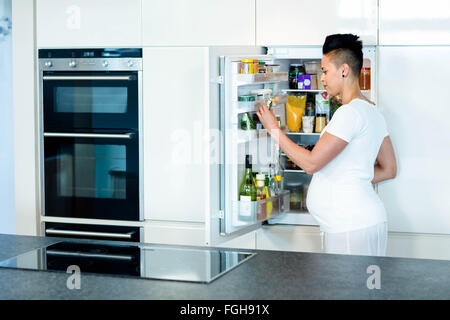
[{"xmin": 322, "ymin": 34, "xmax": 363, "ymax": 78}]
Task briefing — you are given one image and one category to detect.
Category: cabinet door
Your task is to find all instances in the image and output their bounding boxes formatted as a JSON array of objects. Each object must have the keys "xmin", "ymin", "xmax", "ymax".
[
  {"xmin": 377, "ymin": 46, "xmax": 450, "ymax": 234},
  {"xmin": 379, "ymin": 0, "xmax": 450, "ymax": 45},
  {"xmin": 142, "ymin": 47, "xmax": 209, "ymax": 223},
  {"xmin": 142, "ymin": 0, "xmax": 255, "ymax": 46},
  {"xmin": 256, "ymin": 0, "xmax": 377, "ymax": 46},
  {"xmin": 36, "ymin": 0, "xmax": 141, "ymax": 47}
]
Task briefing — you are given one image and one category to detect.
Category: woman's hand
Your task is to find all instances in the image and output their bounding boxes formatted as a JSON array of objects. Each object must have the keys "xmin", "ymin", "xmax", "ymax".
[{"xmin": 256, "ymin": 102, "xmax": 279, "ymax": 132}]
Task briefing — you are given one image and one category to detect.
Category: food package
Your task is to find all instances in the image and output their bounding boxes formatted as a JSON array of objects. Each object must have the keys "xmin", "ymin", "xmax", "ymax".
[
  {"xmin": 285, "ymin": 95, "xmax": 306, "ymax": 132},
  {"xmin": 315, "ymin": 92, "xmax": 330, "ymax": 121}
]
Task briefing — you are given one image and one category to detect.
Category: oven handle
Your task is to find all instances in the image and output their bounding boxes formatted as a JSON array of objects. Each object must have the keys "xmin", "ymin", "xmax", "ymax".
[
  {"xmin": 45, "ymin": 228, "xmax": 135, "ymax": 239},
  {"xmin": 43, "ymin": 75, "xmax": 132, "ymax": 81},
  {"xmin": 43, "ymin": 132, "xmax": 134, "ymax": 139}
]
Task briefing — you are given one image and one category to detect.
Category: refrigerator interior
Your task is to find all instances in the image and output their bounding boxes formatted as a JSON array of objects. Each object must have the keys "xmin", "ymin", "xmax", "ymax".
[
  {"xmin": 220, "ymin": 47, "xmax": 376, "ymax": 236},
  {"xmin": 267, "ymin": 46, "xmax": 376, "ymax": 226}
]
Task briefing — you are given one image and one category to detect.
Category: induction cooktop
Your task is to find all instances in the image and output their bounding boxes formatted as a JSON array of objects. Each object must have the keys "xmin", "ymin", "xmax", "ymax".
[{"xmin": 0, "ymin": 240, "xmax": 256, "ymax": 283}]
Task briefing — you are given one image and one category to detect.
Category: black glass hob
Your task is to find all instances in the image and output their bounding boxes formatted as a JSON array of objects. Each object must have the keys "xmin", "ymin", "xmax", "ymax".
[{"xmin": 0, "ymin": 241, "xmax": 256, "ymax": 283}]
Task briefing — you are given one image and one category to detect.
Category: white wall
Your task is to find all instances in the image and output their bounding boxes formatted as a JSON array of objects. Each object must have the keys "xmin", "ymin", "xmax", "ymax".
[{"xmin": 0, "ymin": 0, "xmax": 15, "ymax": 234}]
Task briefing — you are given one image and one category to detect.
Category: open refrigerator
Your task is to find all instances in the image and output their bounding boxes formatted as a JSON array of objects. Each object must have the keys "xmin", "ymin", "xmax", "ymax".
[{"xmin": 218, "ymin": 47, "xmax": 377, "ymax": 237}]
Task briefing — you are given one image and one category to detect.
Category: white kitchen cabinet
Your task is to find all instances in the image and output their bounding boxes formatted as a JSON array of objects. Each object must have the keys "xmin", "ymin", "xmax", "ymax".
[
  {"xmin": 36, "ymin": 0, "xmax": 141, "ymax": 48},
  {"xmin": 256, "ymin": 225, "xmax": 322, "ymax": 253},
  {"xmin": 256, "ymin": 0, "xmax": 378, "ymax": 46},
  {"xmin": 142, "ymin": 47, "xmax": 210, "ymax": 223},
  {"xmin": 379, "ymin": 0, "xmax": 450, "ymax": 45},
  {"xmin": 378, "ymin": 46, "xmax": 450, "ymax": 235},
  {"xmin": 142, "ymin": 0, "xmax": 255, "ymax": 46},
  {"xmin": 216, "ymin": 231, "xmax": 257, "ymax": 250}
]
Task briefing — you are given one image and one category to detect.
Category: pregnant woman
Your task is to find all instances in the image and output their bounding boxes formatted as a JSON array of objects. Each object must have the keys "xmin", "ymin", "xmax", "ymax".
[{"xmin": 256, "ymin": 34, "xmax": 397, "ymax": 256}]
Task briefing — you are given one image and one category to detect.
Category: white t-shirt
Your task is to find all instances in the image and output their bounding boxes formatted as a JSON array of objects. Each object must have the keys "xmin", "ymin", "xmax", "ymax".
[{"xmin": 306, "ymin": 98, "xmax": 389, "ymax": 233}]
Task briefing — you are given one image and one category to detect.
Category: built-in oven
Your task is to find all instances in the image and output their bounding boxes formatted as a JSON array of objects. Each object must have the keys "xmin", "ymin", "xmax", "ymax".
[
  {"xmin": 39, "ymin": 48, "xmax": 143, "ymax": 223},
  {"xmin": 42, "ymin": 71, "xmax": 139, "ymax": 131},
  {"xmin": 44, "ymin": 131, "xmax": 139, "ymax": 220}
]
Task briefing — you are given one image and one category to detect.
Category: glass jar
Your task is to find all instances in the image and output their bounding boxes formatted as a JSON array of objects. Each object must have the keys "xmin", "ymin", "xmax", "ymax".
[
  {"xmin": 240, "ymin": 59, "xmax": 253, "ymax": 74},
  {"xmin": 359, "ymin": 67, "xmax": 371, "ymax": 90},
  {"xmin": 315, "ymin": 114, "xmax": 326, "ymax": 133},
  {"xmin": 258, "ymin": 61, "xmax": 266, "ymax": 73},
  {"xmin": 289, "ymin": 64, "xmax": 306, "ymax": 89}
]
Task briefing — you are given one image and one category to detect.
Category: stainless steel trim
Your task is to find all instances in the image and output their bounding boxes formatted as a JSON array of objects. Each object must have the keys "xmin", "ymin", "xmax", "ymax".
[
  {"xmin": 137, "ymin": 71, "xmax": 144, "ymax": 222},
  {"xmin": 45, "ymin": 228, "xmax": 134, "ymax": 239},
  {"xmin": 43, "ymin": 75, "xmax": 132, "ymax": 81},
  {"xmin": 38, "ymin": 57, "xmax": 143, "ymax": 72},
  {"xmin": 46, "ymin": 250, "xmax": 134, "ymax": 261},
  {"xmin": 43, "ymin": 132, "xmax": 134, "ymax": 139}
]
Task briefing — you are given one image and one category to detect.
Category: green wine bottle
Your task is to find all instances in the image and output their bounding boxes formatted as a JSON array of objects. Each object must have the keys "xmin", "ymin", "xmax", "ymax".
[{"xmin": 239, "ymin": 155, "xmax": 256, "ymax": 221}]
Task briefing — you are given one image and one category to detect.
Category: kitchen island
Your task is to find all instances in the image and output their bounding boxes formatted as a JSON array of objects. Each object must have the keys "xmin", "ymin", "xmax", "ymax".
[{"xmin": 0, "ymin": 234, "xmax": 448, "ymax": 300}]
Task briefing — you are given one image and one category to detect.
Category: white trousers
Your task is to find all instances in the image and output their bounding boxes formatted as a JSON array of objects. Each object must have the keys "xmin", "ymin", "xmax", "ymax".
[{"xmin": 321, "ymin": 222, "xmax": 388, "ymax": 256}]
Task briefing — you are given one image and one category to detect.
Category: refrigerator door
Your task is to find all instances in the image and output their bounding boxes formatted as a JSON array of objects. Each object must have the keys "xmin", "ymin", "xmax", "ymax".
[{"xmin": 219, "ymin": 54, "xmax": 291, "ymax": 236}]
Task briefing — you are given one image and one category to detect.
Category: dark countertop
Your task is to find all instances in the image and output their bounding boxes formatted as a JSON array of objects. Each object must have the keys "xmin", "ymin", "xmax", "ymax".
[{"xmin": 0, "ymin": 233, "xmax": 449, "ymax": 300}]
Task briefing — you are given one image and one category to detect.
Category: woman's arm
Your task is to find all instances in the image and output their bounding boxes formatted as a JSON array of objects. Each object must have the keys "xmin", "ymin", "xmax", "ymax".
[
  {"xmin": 372, "ymin": 136, "xmax": 397, "ymax": 184},
  {"xmin": 256, "ymin": 104, "xmax": 348, "ymax": 175}
]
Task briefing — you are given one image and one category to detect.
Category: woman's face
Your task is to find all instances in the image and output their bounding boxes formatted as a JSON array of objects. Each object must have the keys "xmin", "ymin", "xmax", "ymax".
[{"xmin": 321, "ymin": 54, "xmax": 343, "ymax": 97}]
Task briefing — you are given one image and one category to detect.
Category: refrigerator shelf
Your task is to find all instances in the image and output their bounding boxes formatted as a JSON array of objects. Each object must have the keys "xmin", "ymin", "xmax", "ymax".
[
  {"xmin": 282, "ymin": 89, "xmax": 325, "ymax": 93},
  {"xmin": 267, "ymin": 211, "xmax": 318, "ymax": 226},
  {"xmin": 284, "ymin": 131, "xmax": 320, "ymax": 136},
  {"xmin": 282, "ymin": 89, "xmax": 370, "ymax": 93},
  {"xmin": 233, "ymin": 72, "xmax": 288, "ymax": 86},
  {"xmin": 234, "ymin": 190, "xmax": 290, "ymax": 224},
  {"xmin": 283, "ymin": 169, "xmax": 307, "ymax": 174}
]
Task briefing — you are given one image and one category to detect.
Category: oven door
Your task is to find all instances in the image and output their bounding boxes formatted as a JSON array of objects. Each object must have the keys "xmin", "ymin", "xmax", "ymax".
[
  {"xmin": 42, "ymin": 71, "xmax": 139, "ymax": 131},
  {"xmin": 43, "ymin": 131, "xmax": 140, "ymax": 221}
]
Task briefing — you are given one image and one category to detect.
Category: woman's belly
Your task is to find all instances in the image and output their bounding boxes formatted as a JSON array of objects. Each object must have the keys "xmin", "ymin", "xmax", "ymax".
[{"xmin": 306, "ymin": 173, "xmax": 387, "ymax": 233}]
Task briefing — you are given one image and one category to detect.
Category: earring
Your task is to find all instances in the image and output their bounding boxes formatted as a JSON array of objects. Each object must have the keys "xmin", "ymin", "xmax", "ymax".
[{"xmin": 342, "ymin": 74, "xmax": 345, "ymax": 78}]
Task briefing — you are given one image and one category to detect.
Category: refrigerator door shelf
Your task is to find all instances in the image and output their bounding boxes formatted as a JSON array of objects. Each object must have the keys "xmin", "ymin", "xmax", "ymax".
[
  {"xmin": 236, "ymin": 129, "xmax": 271, "ymax": 143},
  {"xmin": 233, "ymin": 72, "xmax": 288, "ymax": 86},
  {"xmin": 230, "ymin": 190, "xmax": 290, "ymax": 229},
  {"xmin": 235, "ymin": 95, "xmax": 288, "ymax": 114}
]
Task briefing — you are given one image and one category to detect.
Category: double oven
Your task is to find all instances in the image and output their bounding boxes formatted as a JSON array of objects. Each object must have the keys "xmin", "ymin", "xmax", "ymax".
[{"xmin": 39, "ymin": 49, "xmax": 143, "ymax": 242}]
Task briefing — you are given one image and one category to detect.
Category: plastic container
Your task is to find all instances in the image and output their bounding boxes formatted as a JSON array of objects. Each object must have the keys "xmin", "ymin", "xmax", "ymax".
[
  {"xmin": 253, "ymin": 60, "xmax": 259, "ymax": 74},
  {"xmin": 266, "ymin": 64, "xmax": 280, "ymax": 73},
  {"xmin": 359, "ymin": 67, "xmax": 371, "ymax": 90},
  {"xmin": 238, "ymin": 95, "xmax": 256, "ymax": 102},
  {"xmin": 305, "ymin": 61, "xmax": 321, "ymax": 74},
  {"xmin": 251, "ymin": 89, "xmax": 272, "ymax": 101}
]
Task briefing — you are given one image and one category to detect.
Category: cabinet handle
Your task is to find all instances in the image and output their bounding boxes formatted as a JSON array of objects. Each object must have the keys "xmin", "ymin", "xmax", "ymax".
[
  {"xmin": 44, "ymin": 132, "xmax": 134, "ymax": 139},
  {"xmin": 45, "ymin": 228, "xmax": 134, "ymax": 239},
  {"xmin": 43, "ymin": 75, "xmax": 132, "ymax": 81}
]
